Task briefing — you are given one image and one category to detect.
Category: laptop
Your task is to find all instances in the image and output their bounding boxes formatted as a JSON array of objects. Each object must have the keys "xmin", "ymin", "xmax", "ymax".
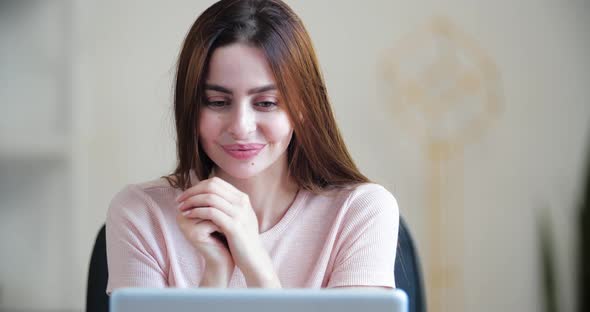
[{"xmin": 110, "ymin": 288, "xmax": 408, "ymax": 312}]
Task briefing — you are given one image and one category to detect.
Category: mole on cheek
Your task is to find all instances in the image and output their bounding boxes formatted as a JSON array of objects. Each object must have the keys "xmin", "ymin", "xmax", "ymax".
[{"xmin": 251, "ymin": 162, "xmax": 255, "ymax": 166}]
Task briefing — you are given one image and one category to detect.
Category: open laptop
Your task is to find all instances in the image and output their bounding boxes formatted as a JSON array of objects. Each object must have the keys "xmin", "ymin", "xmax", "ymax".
[{"xmin": 110, "ymin": 288, "xmax": 408, "ymax": 312}]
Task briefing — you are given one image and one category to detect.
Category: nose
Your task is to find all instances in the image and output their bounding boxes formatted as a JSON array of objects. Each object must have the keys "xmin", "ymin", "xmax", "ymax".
[{"xmin": 227, "ymin": 101, "xmax": 256, "ymax": 139}]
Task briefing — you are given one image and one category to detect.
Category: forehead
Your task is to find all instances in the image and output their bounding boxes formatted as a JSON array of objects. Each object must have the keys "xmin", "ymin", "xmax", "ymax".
[{"xmin": 206, "ymin": 43, "xmax": 276, "ymax": 88}]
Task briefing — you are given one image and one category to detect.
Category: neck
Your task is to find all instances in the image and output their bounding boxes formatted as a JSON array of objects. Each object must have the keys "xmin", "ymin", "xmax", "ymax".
[{"xmin": 215, "ymin": 157, "xmax": 299, "ymax": 233}]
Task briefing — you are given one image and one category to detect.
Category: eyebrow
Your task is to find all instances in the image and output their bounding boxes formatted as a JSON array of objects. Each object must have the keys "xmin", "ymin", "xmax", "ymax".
[{"xmin": 204, "ymin": 84, "xmax": 277, "ymax": 95}]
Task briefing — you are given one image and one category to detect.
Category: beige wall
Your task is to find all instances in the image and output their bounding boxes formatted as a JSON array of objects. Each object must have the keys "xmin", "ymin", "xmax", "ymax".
[{"xmin": 1, "ymin": 0, "xmax": 589, "ymax": 311}]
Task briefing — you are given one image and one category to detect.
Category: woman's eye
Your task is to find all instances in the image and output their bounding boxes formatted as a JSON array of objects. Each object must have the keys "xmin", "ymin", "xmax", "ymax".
[
  {"xmin": 255, "ymin": 101, "xmax": 277, "ymax": 109},
  {"xmin": 206, "ymin": 100, "xmax": 227, "ymax": 107}
]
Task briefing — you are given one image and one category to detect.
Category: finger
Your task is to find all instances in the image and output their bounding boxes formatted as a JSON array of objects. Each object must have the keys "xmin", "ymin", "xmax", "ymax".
[
  {"xmin": 176, "ymin": 177, "xmax": 242, "ymax": 204},
  {"xmin": 192, "ymin": 218, "xmax": 208, "ymax": 226},
  {"xmin": 207, "ymin": 177, "xmax": 243, "ymax": 201},
  {"xmin": 176, "ymin": 213, "xmax": 191, "ymax": 232},
  {"xmin": 175, "ymin": 177, "xmax": 231, "ymax": 202},
  {"xmin": 182, "ymin": 206, "xmax": 214, "ymax": 219},
  {"xmin": 177, "ymin": 215, "xmax": 221, "ymax": 242},
  {"xmin": 182, "ymin": 207, "xmax": 234, "ymax": 235},
  {"xmin": 177, "ymin": 214, "xmax": 206, "ymax": 230},
  {"xmin": 192, "ymin": 220, "xmax": 221, "ymax": 239},
  {"xmin": 203, "ymin": 177, "xmax": 249, "ymax": 206},
  {"xmin": 178, "ymin": 193, "xmax": 236, "ymax": 218}
]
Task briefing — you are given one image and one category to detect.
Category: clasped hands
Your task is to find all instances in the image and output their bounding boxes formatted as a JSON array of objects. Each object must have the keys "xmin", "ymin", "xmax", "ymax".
[{"xmin": 175, "ymin": 177, "xmax": 280, "ymax": 288}]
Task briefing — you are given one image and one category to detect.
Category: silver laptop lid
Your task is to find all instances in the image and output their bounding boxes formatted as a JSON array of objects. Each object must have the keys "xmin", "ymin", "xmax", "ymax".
[{"xmin": 110, "ymin": 288, "xmax": 408, "ymax": 312}]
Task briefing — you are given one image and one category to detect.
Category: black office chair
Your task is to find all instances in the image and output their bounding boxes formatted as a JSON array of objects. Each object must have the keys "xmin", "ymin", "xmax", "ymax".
[
  {"xmin": 86, "ymin": 225, "xmax": 109, "ymax": 312},
  {"xmin": 394, "ymin": 217, "xmax": 427, "ymax": 312},
  {"xmin": 86, "ymin": 217, "xmax": 426, "ymax": 312}
]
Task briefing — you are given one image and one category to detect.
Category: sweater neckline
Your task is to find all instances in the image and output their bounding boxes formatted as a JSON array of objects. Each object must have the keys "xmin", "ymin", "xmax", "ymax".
[{"xmin": 259, "ymin": 188, "xmax": 309, "ymax": 240}]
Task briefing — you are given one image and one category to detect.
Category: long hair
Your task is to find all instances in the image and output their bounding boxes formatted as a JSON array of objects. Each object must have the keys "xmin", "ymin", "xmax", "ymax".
[{"xmin": 166, "ymin": 0, "xmax": 369, "ymax": 192}]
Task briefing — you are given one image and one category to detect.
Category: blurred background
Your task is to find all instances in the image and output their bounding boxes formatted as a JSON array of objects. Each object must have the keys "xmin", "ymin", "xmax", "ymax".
[{"xmin": 1, "ymin": 0, "xmax": 589, "ymax": 311}]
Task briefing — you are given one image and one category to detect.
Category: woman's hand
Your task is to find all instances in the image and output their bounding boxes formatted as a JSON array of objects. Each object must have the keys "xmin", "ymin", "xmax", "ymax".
[
  {"xmin": 176, "ymin": 213, "xmax": 235, "ymax": 287},
  {"xmin": 176, "ymin": 177, "xmax": 280, "ymax": 288}
]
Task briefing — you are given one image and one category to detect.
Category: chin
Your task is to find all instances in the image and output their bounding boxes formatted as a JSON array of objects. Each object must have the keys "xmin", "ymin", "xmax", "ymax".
[
  {"xmin": 207, "ymin": 148, "xmax": 287, "ymax": 180},
  {"xmin": 216, "ymin": 162, "xmax": 267, "ymax": 180}
]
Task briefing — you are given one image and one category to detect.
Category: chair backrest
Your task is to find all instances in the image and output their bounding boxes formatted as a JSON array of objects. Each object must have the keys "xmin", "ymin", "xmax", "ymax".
[
  {"xmin": 394, "ymin": 217, "xmax": 426, "ymax": 312},
  {"xmin": 86, "ymin": 224, "xmax": 109, "ymax": 312},
  {"xmin": 87, "ymin": 217, "xmax": 426, "ymax": 312}
]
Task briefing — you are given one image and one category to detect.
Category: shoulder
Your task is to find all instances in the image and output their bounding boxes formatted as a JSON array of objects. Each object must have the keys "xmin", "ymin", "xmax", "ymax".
[
  {"xmin": 328, "ymin": 183, "xmax": 399, "ymax": 222},
  {"xmin": 324, "ymin": 183, "xmax": 397, "ymax": 209},
  {"xmin": 308, "ymin": 183, "xmax": 398, "ymax": 221},
  {"xmin": 108, "ymin": 177, "xmax": 180, "ymax": 221},
  {"xmin": 345, "ymin": 183, "xmax": 397, "ymax": 204}
]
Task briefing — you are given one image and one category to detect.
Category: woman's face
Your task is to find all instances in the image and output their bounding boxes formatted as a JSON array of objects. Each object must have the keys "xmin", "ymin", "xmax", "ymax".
[{"xmin": 199, "ymin": 43, "xmax": 293, "ymax": 180}]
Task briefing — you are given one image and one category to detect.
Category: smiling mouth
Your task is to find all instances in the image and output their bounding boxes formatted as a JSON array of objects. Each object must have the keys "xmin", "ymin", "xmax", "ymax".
[{"xmin": 221, "ymin": 144, "xmax": 266, "ymax": 160}]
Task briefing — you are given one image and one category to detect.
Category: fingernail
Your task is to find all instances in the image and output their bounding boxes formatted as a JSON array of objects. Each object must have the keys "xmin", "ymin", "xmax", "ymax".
[
  {"xmin": 177, "ymin": 203, "xmax": 183, "ymax": 211},
  {"xmin": 182, "ymin": 210, "xmax": 190, "ymax": 216}
]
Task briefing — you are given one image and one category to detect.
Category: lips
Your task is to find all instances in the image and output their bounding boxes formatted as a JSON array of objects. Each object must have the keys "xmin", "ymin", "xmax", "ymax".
[{"xmin": 221, "ymin": 143, "xmax": 266, "ymax": 160}]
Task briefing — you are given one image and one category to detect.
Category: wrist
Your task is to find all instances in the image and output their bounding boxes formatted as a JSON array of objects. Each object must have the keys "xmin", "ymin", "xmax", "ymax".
[
  {"xmin": 200, "ymin": 261, "xmax": 234, "ymax": 287},
  {"xmin": 244, "ymin": 269, "xmax": 281, "ymax": 288},
  {"xmin": 242, "ymin": 253, "xmax": 281, "ymax": 288}
]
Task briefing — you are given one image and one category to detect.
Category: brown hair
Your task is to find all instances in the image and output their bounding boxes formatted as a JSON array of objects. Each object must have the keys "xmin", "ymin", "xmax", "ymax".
[{"xmin": 166, "ymin": 0, "xmax": 369, "ymax": 192}]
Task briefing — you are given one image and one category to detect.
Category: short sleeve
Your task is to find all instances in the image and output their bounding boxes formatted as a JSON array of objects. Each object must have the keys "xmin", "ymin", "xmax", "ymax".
[
  {"xmin": 106, "ymin": 185, "xmax": 168, "ymax": 294},
  {"xmin": 327, "ymin": 184, "xmax": 399, "ymax": 288}
]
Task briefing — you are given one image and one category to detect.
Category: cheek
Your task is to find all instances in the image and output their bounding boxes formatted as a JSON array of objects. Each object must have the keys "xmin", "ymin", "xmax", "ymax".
[
  {"xmin": 198, "ymin": 111, "xmax": 221, "ymax": 145},
  {"xmin": 262, "ymin": 114, "xmax": 293, "ymax": 144}
]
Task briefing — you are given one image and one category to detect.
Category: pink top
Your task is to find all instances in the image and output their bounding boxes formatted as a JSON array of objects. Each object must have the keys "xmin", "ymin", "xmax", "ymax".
[{"xmin": 106, "ymin": 177, "xmax": 399, "ymax": 294}]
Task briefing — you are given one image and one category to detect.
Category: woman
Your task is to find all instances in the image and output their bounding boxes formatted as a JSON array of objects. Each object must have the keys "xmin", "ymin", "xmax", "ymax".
[{"xmin": 106, "ymin": 0, "xmax": 399, "ymax": 292}]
